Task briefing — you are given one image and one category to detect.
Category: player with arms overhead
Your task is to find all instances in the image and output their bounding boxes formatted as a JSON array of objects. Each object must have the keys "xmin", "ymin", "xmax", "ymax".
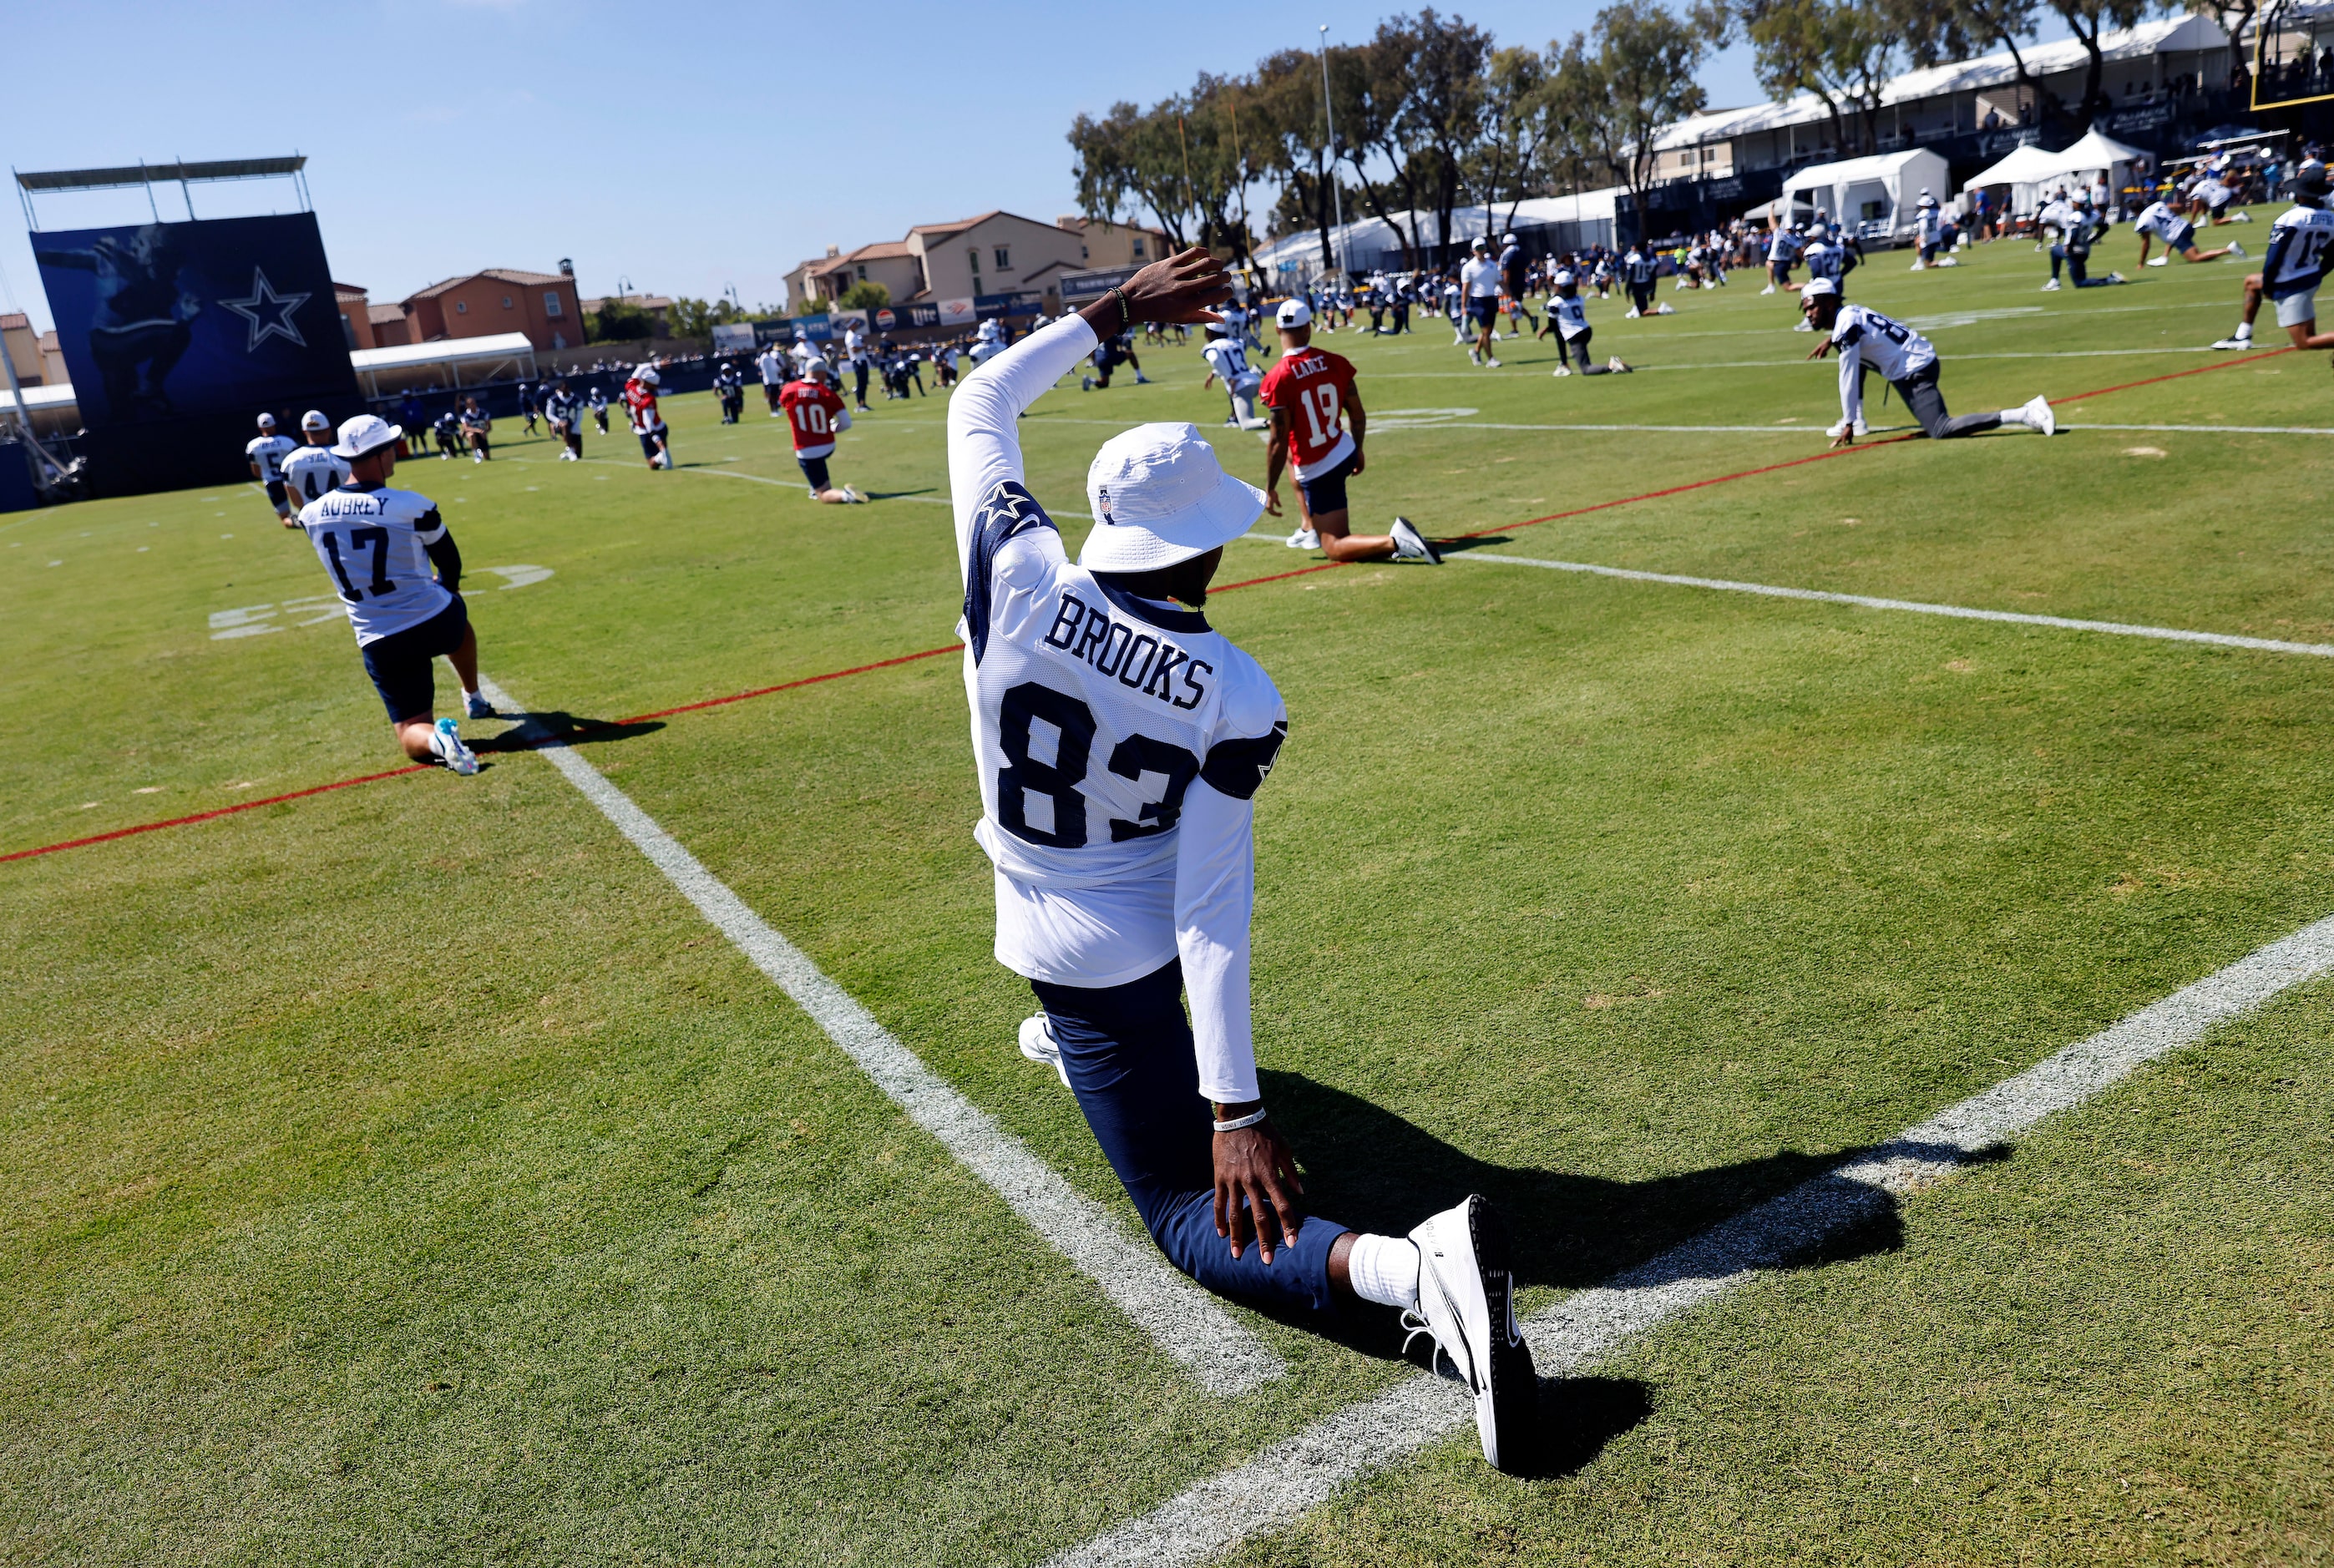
[
  {"xmin": 295, "ymin": 414, "xmax": 493, "ymax": 773},
  {"xmin": 1801, "ymin": 277, "xmax": 2053, "ymax": 445},
  {"xmin": 1260, "ymin": 300, "xmax": 1437, "ymax": 563},
  {"xmin": 246, "ymin": 412, "xmax": 296, "ymax": 524},
  {"xmin": 280, "ymin": 409, "xmax": 351, "ymax": 517},
  {"xmin": 2134, "ymin": 193, "xmax": 2244, "ymax": 268},
  {"xmin": 2211, "ymin": 161, "xmax": 2334, "ymax": 353},
  {"xmin": 949, "ymin": 246, "xmax": 1536, "ymax": 1471}
]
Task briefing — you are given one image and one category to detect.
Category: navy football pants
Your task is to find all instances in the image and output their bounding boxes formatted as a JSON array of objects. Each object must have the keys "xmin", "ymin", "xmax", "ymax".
[{"xmin": 1033, "ymin": 959, "xmax": 1349, "ymax": 1313}]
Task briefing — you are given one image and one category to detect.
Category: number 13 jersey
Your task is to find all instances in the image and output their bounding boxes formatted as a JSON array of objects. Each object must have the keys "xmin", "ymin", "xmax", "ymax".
[{"xmin": 1259, "ymin": 345, "xmax": 1358, "ymax": 478}]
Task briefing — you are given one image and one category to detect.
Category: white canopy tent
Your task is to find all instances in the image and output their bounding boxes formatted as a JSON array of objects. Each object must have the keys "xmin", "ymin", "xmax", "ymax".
[
  {"xmin": 1781, "ymin": 149, "xmax": 1952, "ymax": 238},
  {"xmin": 1963, "ymin": 129, "xmax": 2153, "ymax": 213},
  {"xmin": 348, "ymin": 332, "xmax": 539, "ymax": 398}
]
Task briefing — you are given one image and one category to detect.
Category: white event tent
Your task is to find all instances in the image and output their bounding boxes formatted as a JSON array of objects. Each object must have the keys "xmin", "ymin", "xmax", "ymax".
[
  {"xmin": 1780, "ymin": 149, "xmax": 1953, "ymax": 237},
  {"xmin": 1963, "ymin": 129, "xmax": 2154, "ymax": 213}
]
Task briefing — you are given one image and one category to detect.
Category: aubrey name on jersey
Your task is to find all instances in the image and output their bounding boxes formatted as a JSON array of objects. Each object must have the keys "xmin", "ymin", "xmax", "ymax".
[
  {"xmin": 296, "ymin": 483, "xmax": 456, "ymax": 645},
  {"xmin": 1259, "ymin": 345, "xmax": 1357, "ymax": 479},
  {"xmin": 281, "ymin": 443, "xmax": 352, "ymax": 506},
  {"xmin": 949, "ymin": 315, "xmax": 1288, "ymax": 1102}
]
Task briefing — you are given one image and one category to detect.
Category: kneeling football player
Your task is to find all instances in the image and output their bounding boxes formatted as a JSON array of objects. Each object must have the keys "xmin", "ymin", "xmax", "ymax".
[
  {"xmin": 1261, "ymin": 300, "xmax": 1438, "ymax": 563},
  {"xmin": 2212, "ymin": 161, "xmax": 2334, "ymax": 353},
  {"xmin": 1801, "ymin": 278, "xmax": 2053, "ymax": 445},
  {"xmin": 780, "ymin": 358, "xmax": 868, "ymax": 503},
  {"xmin": 949, "ymin": 248, "xmax": 1535, "ymax": 1470},
  {"xmin": 295, "ymin": 415, "xmax": 491, "ymax": 773}
]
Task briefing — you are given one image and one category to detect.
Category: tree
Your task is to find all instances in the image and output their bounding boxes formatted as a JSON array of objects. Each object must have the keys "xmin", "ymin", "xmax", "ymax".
[
  {"xmin": 1464, "ymin": 45, "xmax": 1556, "ymax": 233},
  {"xmin": 1327, "ymin": 28, "xmax": 1430, "ymax": 268},
  {"xmin": 1727, "ymin": 0, "xmax": 1909, "ymax": 157},
  {"xmin": 1068, "ymin": 100, "xmax": 1198, "ymax": 248},
  {"xmin": 1916, "ymin": 0, "xmax": 2048, "ymax": 119},
  {"xmin": 668, "ymin": 296, "xmax": 747, "ymax": 338},
  {"xmin": 836, "ymin": 281, "xmax": 890, "ymax": 311},
  {"xmin": 2186, "ymin": 0, "xmax": 2256, "ymax": 91},
  {"xmin": 2048, "ymin": 0, "xmax": 2168, "ymax": 124},
  {"xmin": 1392, "ymin": 10, "xmax": 1494, "ymax": 257},
  {"xmin": 1251, "ymin": 47, "xmax": 1344, "ymax": 271},
  {"xmin": 1567, "ymin": 0, "xmax": 1711, "ymax": 244},
  {"xmin": 587, "ymin": 297, "xmax": 651, "ymax": 343}
]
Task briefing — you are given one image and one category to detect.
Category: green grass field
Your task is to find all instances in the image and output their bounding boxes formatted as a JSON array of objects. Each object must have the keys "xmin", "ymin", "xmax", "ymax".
[{"xmin": 7, "ymin": 212, "xmax": 2334, "ymax": 1565}]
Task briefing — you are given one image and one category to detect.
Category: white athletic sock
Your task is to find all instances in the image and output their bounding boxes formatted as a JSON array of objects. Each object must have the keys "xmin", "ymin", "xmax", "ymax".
[
  {"xmin": 2235, "ymin": 321, "xmax": 2252, "ymax": 339},
  {"xmin": 1346, "ymin": 1232, "xmax": 1421, "ymax": 1309}
]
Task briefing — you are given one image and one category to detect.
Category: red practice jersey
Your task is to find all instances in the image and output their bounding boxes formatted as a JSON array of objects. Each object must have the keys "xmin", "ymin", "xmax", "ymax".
[
  {"xmin": 624, "ymin": 381, "xmax": 663, "ymax": 434},
  {"xmin": 781, "ymin": 379, "xmax": 848, "ymax": 458},
  {"xmin": 1259, "ymin": 346, "xmax": 1358, "ymax": 480}
]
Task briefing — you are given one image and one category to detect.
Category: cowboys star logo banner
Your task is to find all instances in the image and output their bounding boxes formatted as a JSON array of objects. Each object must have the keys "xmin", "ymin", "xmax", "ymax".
[{"xmin": 34, "ymin": 213, "xmax": 357, "ymax": 431}]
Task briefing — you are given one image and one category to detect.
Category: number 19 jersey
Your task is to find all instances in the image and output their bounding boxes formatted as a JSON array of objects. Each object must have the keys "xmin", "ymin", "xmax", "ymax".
[{"xmin": 1258, "ymin": 345, "xmax": 1357, "ymax": 479}]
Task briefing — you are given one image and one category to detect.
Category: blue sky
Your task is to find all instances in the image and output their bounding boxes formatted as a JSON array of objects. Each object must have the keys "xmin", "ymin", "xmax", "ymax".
[{"xmin": 0, "ymin": 1, "xmax": 2049, "ymax": 334}]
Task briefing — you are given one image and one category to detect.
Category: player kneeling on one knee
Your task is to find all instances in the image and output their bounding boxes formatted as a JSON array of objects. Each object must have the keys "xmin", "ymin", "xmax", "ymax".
[
  {"xmin": 948, "ymin": 247, "xmax": 1535, "ymax": 1471},
  {"xmin": 780, "ymin": 357, "xmax": 867, "ymax": 504},
  {"xmin": 2212, "ymin": 160, "xmax": 2334, "ymax": 355},
  {"xmin": 1800, "ymin": 278, "xmax": 2053, "ymax": 446},
  {"xmin": 1539, "ymin": 269, "xmax": 1631, "ymax": 377},
  {"xmin": 295, "ymin": 415, "xmax": 493, "ymax": 775},
  {"xmin": 1261, "ymin": 299, "xmax": 1439, "ymax": 564}
]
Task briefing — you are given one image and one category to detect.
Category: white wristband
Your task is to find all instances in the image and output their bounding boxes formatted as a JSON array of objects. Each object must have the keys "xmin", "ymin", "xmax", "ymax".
[{"xmin": 1212, "ymin": 1108, "xmax": 1268, "ymax": 1133}]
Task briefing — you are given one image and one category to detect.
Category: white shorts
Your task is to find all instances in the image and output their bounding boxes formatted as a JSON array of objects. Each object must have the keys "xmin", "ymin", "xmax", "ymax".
[{"xmin": 2276, "ymin": 286, "xmax": 2319, "ymax": 330}]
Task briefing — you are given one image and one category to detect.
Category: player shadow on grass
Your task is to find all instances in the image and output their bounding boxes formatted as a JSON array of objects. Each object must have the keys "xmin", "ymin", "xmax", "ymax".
[
  {"xmin": 471, "ymin": 710, "xmax": 666, "ymax": 756},
  {"xmin": 1254, "ymin": 1069, "xmax": 2010, "ymax": 1472},
  {"xmin": 1426, "ymin": 534, "xmax": 1510, "ymax": 557}
]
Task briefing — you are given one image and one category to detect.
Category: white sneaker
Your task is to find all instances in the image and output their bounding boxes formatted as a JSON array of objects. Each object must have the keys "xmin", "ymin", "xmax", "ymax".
[
  {"xmin": 2022, "ymin": 395, "xmax": 2055, "ymax": 437},
  {"xmin": 1551, "ymin": 363, "xmax": 1572, "ymax": 377},
  {"xmin": 2041, "ymin": 278, "xmax": 2062, "ymax": 291},
  {"xmin": 1625, "ymin": 307, "xmax": 1641, "ymax": 319},
  {"xmin": 2234, "ymin": 210, "xmax": 2253, "ymax": 222},
  {"xmin": 1910, "ymin": 259, "xmax": 1926, "ymax": 271},
  {"xmin": 464, "ymin": 690, "xmax": 497, "ymax": 721},
  {"xmin": 1286, "ymin": 526, "xmax": 1319, "ymax": 551},
  {"xmin": 2227, "ymin": 240, "xmax": 2246, "ymax": 257},
  {"xmin": 1017, "ymin": 1014, "xmax": 1071, "ymax": 1090},
  {"xmin": 433, "ymin": 717, "xmax": 479, "ymax": 776},
  {"xmin": 1607, "ymin": 356, "xmax": 1633, "ymax": 374},
  {"xmin": 1655, "ymin": 301, "xmax": 1674, "ymax": 315},
  {"xmin": 1403, "ymin": 1196, "xmax": 1535, "ymax": 1471},
  {"xmin": 1937, "ymin": 256, "xmax": 1960, "ymax": 267},
  {"xmin": 1759, "ymin": 284, "xmax": 1777, "ymax": 295},
  {"xmin": 1469, "ymin": 349, "xmax": 1482, "ymax": 365},
  {"xmin": 843, "ymin": 486, "xmax": 868, "ymax": 503},
  {"xmin": 1390, "ymin": 516, "xmax": 1440, "ymax": 564},
  {"xmin": 2211, "ymin": 333, "xmax": 2252, "ymax": 350},
  {"xmin": 2107, "ymin": 271, "xmax": 2128, "ymax": 285},
  {"xmin": 1484, "ymin": 357, "xmax": 1501, "ymax": 368},
  {"xmin": 2146, "ymin": 255, "xmax": 2169, "ymax": 266}
]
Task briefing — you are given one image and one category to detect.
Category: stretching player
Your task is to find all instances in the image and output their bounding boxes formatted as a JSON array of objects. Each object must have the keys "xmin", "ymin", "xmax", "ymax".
[
  {"xmin": 2212, "ymin": 161, "xmax": 2334, "ymax": 352},
  {"xmin": 431, "ymin": 408, "xmax": 462, "ymax": 459},
  {"xmin": 625, "ymin": 364, "xmax": 671, "ymax": 470},
  {"xmin": 2135, "ymin": 194, "xmax": 2245, "ymax": 267},
  {"xmin": 2043, "ymin": 198, "xmax": 2129, "ymax": 291},
  {"xmin": 280, "ymin": 409, "xmax": 351, "ymax": 517},
  {"xmin": 1199, "ymin": 321, "xmax": 1267, "ymax": 430},
  {"xmin": 544, "ymin": 379, "xmax": 584, "ymax": 460},
  {"xmin": 295, "ymin": 413, "xmax": 491, "ymax": 773},
  {"xmin": 589, "ymin": 384, "xmax": 610, "ymax": 434},
  {"xmin": 1801, "ymin": 277, "xmax": 2053, "ymax": 444},
  {"xmin": 246, "ymin": 412, "xmax": 297, "ymax": 523},
  {"xmin": 458, "ymin": 397, "xmax": 493, "ymax": 462},
  {"xmin": 1261, "ymin": 300, "xmax": 1437, "ymax": 563},
  {"xmin": 780, "ymin": 358, "xmax": 868, "ymax": 503},
  {"xmin": 949, "ymin": 248, "xmax": 1534, "ymax": 1470},
  {"xmin": 1541, "ymin": 270, "xmax": 1631, "ymax": 376}
]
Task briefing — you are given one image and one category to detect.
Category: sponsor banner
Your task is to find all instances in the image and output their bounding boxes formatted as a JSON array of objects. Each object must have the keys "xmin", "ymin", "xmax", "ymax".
[
  {"xmin": 711, "ymin": 322, "xmax": 757, "ymax": 352},
  {"xmin": 974, "ymin": 290, "xmax": 1046, "ymax": 320},
  {"xmin": 870, "ymin": 301, "xmax": 949, "ymax": 332},
  {"xmin": 1058, "ymin": 265, "xmax": 1142, "ymax": 302},
  {"xmin": 937, "ymin": 296, "xmax": 976, "ymax": 326},
  {"xmin": 791, "ymin": 314, "xmax": 837, "ymax": 342}
]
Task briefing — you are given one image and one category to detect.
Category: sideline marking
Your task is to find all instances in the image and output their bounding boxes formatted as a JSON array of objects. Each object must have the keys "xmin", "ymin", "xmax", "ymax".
[
  {"xmin": 475, "ymin": 674, "xmax": 1285, "ymax": 1399},
  {"xmin": 1046, "ymin": 913, "xmax": 2334, "ymax": 1567},
  {"xmin": 1456, "ymin": 552, "xmax": 2334, "ymax": 659}
]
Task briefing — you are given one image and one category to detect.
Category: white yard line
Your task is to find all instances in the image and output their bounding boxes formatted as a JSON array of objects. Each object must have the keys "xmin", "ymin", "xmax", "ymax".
[
  {"xmin": 473, "ymin": 674, "xmax": 1283, "ymax": 1398},
  {"xmin": 1370, "ymin": 346, "xmax": 2220, "ymax": 378},
  {"xmin": 1047, "ymin": 913, "xmax": 2334, "ymax": 1567},
  {"xmin": 2065, "ymin": 422, "xmax": 2334, "ymax": 435},
  {"xmin": 1455, "ymin": 552, "xmax": 2334, "ymax": 659}
]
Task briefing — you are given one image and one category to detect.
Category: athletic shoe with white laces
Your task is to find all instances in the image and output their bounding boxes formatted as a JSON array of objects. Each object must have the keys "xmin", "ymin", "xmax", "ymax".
[
  {"xmin": 1484, "ymin": 357, "xmax": 1501, "ymax": 368},
  {"xmin": 1655, "ymin": 301, "xmax": 1674, "ymax": 314},
  {"xmin": 2041, "ymin": 278, "xmax": 2062, "ymax": 291},
  {"xmin": 1607, "ymin": 356, "xmax": 1633, "ymax": 374},
  {"xmin": 1551, "ymin": 363, "xmax": 1572, "ymax": 377},
  {"xmin": 1017, "ymin": 1014, "xmax": 1071, "ymax": 1089},
  {"xmin": 1390, "ymin": 516, "xmax": 1441, "ymax": 564},
  {"xmin": 2022, "ymin": 395, "xmax": 2056, "ymax": 437},
  {"xmin": 2234, "ymin": 210, "xmax": 2253, "ymax": 222},
  {"xmin": 464, "ymin": 690, "xmax": 496, "ymax": 721},
  {"xmin": 2146, "ymin": 255, "xmax": 2169, "ymax": 266},
  {"xmin": 1759, "ymin": 284, "xmax": 1777, "ymax": 295},
  {"xmin": 1825, "ymin": 416, "xmax": 1869, "ymax": 440},
  {"xmin": 1286, "ymin": 526, "xmax": 1319, "ymax": 550},
  {"xmin": 433, "ymin": 717, "xmax": 479, "ymax": 776},
  {"xmin": 2211, "ymin": 333, "xmax": 2251, "ymax": 350},
  {"xmin": 1403, "ymin": 1196, "xmax": 1535, "ymax": 1471},
  {"xmin": 2226, "ymin": 240, "xmax": 2246, "ymax": 257},
  {"xmin": 1625, "ymin": 307, "xmax": 1641, "ymax": 318}
]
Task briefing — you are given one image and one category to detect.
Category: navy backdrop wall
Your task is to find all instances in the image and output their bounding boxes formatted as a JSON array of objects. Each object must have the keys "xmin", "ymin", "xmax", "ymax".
[{"xmin": 33, "ymin": 213, "xmax": 362, "ymax": 498}]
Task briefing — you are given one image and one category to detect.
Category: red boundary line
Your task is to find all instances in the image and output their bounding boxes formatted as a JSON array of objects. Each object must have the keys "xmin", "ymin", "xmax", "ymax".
[{"xmin": 9, "ymin": 344, "xmax": 2284, "ymax": 867}]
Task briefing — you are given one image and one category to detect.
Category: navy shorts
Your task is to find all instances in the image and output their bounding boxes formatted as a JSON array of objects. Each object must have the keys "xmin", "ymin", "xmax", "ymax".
[
  {"xmin": 1297, "ymin": 453, "xmax": 1353, "ymax": 518},
  {"xmin": 265, "ymin": 478, "xmax": 287, "ymax": 510},
  {"xmin": 359, "ymin": 594, "xmax": 468, "ymax": 724},
  {"xmin": 1467, "ymin": 297, "xmax": 1499, "ymax": 328},
  {"xmin": 637, "ymin": 427, "xmax": 666, "ymax": 458},
  {"xmin": 797, "ymin": 454, "xmax": 831, "ymax": 490}
]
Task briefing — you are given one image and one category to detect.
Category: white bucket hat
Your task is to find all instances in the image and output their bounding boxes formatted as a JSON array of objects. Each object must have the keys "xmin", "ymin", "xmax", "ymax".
[
  {"xmin": 332, "ymin": 413, "xmax": 404, "ymax": 460},
  {"xmin": 1081, "ymin": 422, "xmax": 1266, "ymax": 573},
  {"xmin": 1800, "ymin": 276, "xmax": 1839, "ymax": 301}
]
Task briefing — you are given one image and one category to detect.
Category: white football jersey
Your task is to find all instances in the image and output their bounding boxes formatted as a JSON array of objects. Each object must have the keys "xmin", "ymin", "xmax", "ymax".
[
  {"xmin": 1202, "ymin": 336, "xmax": 1252, "ymax": 384},
  {"xmin": 2265, "ymin": 203, "xmax": 2334, "ymax": 296},
  {"xmin": 281, "ymin": 443, "xmax": 352, "ymax": 506},
  {"xmin": 246, "ymin": 432, "xmax": 296, "ymax": 482},
  {"xmin": 2134, "ymin": 201, "xmax": 2188, "ymax": 241},
  {"xmin": 949, "ymin": 316, "xmax": 1286, "ymax": 1102},
  {"xmin": 296, "ymin": 483, "xmax": 455, "ymax": 645},
  {"xmin": 1552, "ymin": 294, "xmax": 1589, "ymax": 337},
  {"xmin": 1830, "ymin": 304, "xmax": 1935, "ymax": 381}
]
